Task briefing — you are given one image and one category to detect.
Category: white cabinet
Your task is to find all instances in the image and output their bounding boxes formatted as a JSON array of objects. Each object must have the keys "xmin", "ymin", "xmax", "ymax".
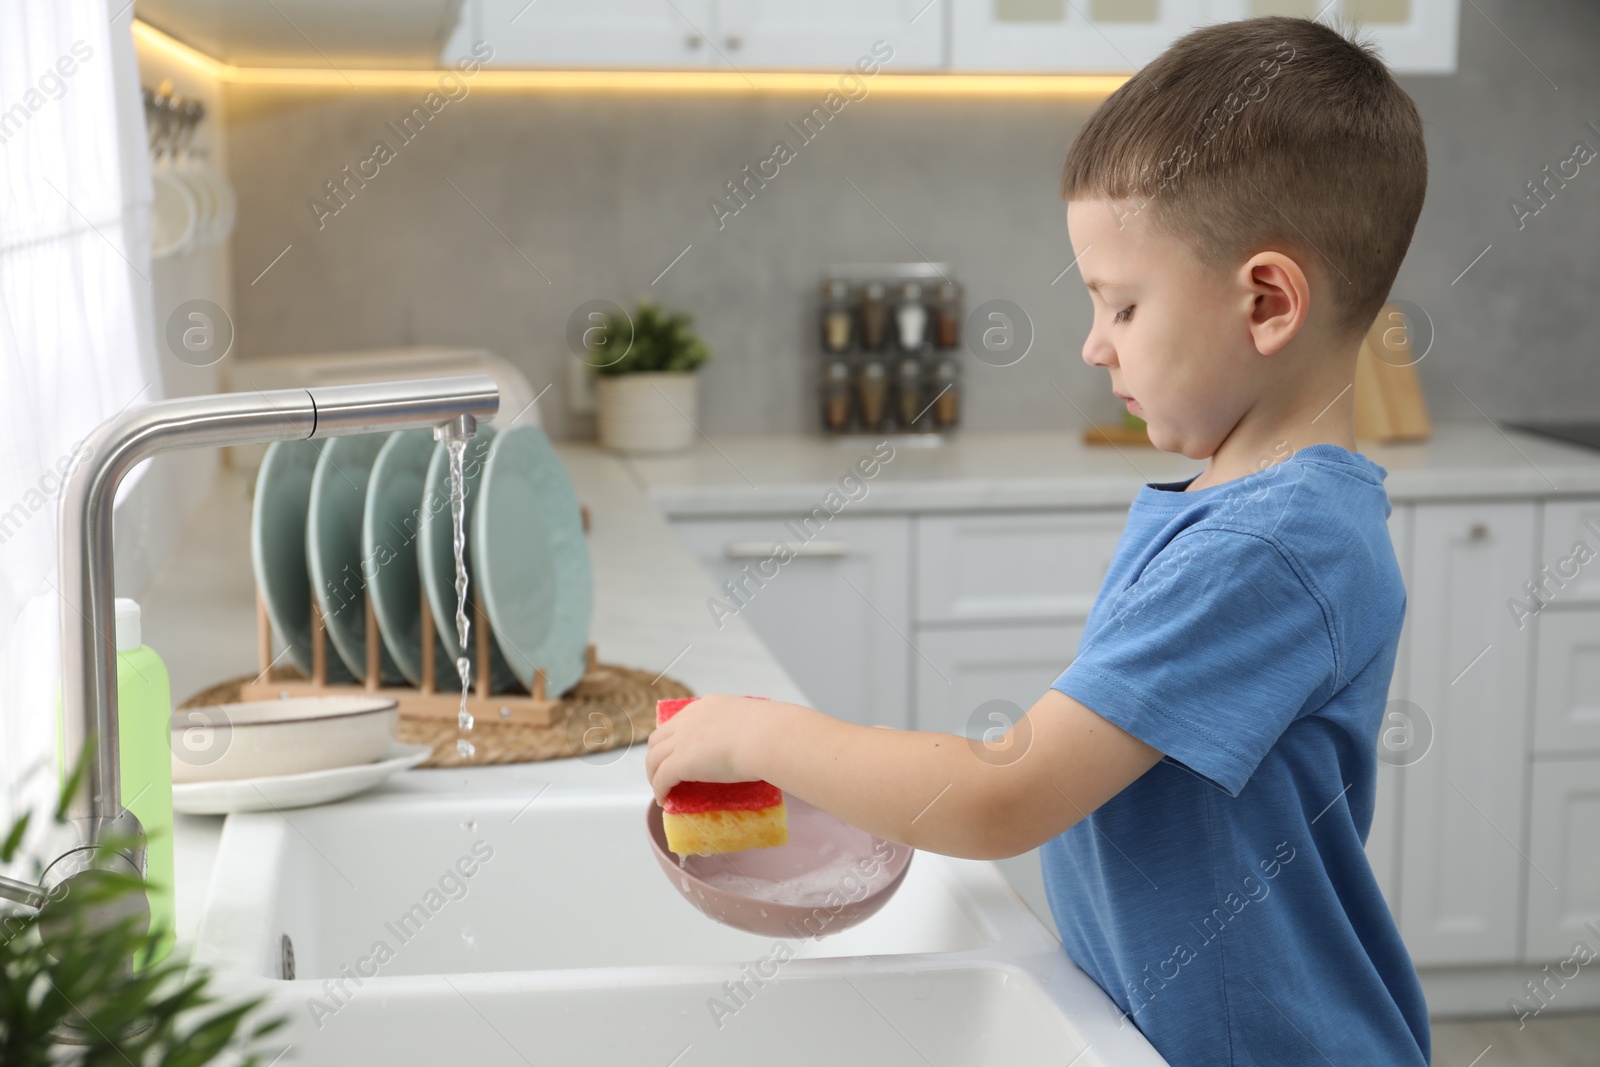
[
  {"xmin": 913, "ymin": 622, "xmax": 1086, "ymax": 734},
  {"xmin": 951, "ymin": 0, "xmax": 1459, "ymax": 74},
  {"xmin": 452, "ymin": 0, "xmax": 936, "ymax": 69},
  {"xmin": 913, "ymin": 508, "xmax": 1114, "ymax": 735},
  {"xmin": 1533, "ymin": 610, "xmax": 1600, "ymax": 754},
  {"xmin": 915, "ymin": 511, "xmax": 1123, "ymax": 624},
  {"xmin": 1523, "ymin": 499, "xmax": 1600, "ymax": 963},
  {"xmin": 1398, "ymin": 503, "xmax": 1537, "ymax": 966},
  {"xmin": 671, "ymin": 515, "xmax": 912, "ymax": 728},
  {"xmin": 1367, "ymin": 502, "xmax": 1412, "ymax": 914},
  {"xmin": 1524, "ymin": 758, "xmax": 1600, "ymax": 962},
  {"xmin": 951, "ymin": 0, "xmax": 1208, "ymax": 72},
  {"xmin": 716, "ymin": 1, "xmax": 943, "ymax": 70},
  {"xmin": 453, "ymin": 0, "xmax": 1459, "ymax": 72},
  {"xmin": 453, "ymin": 0, "xmax": 714, "ymax": 68},
  {"xmin": 914, "ymin": 621, "xmax": 1088, "ymax": 940},
  {"xmin": 1540, "ymin": 499, "xmax": 1600, "ymax": 604}
]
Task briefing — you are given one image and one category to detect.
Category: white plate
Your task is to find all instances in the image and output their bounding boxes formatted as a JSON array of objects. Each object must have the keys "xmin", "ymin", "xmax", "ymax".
[{"xmin": 172, "ymin": 742, "xmax": 432, "ymax": 815}]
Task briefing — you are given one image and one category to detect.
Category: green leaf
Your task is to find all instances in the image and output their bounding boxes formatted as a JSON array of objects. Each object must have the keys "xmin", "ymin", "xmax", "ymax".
[
  {"xmin": 590, "ymin": 298, "xmax": 711, "ymax": 377},
  {"xmin": 54, "ymin": 734, "xmax": 93, "ymax": 824},
  {"xmin": 2, "ymin": 790, "xmax": 284, "ymax": 1066},
  {"xmin": 0, "ymin": 811, "xmax": 29, "ymax": 863}
]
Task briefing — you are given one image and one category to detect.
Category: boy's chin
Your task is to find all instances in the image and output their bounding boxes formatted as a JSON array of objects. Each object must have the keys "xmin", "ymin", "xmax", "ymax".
[{"xmin": 1148, "ymin": 423, "xmax": 1215, "ymax": 462}]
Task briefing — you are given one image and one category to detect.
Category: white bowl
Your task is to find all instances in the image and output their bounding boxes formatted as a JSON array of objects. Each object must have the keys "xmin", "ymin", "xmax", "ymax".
[{"xmin": 171, "ymin": 696, "xmax": 399, "ymax": 784}]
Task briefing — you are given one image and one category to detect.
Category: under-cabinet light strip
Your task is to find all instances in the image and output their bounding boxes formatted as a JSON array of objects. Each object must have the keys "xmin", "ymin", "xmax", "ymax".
[{"xmin": 132, "ymin": 19, "xmax": 1127, "ymax": 96}]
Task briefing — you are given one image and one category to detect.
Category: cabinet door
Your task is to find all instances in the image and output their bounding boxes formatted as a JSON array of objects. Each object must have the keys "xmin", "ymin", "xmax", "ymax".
[
  {"xmin": 671, "ymin": 516, "xmax": 911, "ymax": 728},
  {"xmin": 950, "ymin": 0, "xmax": 1208, "ymax": 72},
  {"xmin": 1533, "ymin": 609, "xmax": 1600, "ymax": 755},
  {"xmin": 915, "ymin": 510, "xmax": 1124, "ymax": 624},
  {"xmin": 913, "ymin": 622, "xmax": 1086, "ymax": 735},
  {"xmin": 716, "ymin": 1, "xmax": 943, "ymax": 70},
  {"xmin": 1398, "ymin": 503, "xmax": 1536, "ymax": 966},
  {"xmin": 1523, "ymin": 759, "xmax": 1600, "ymax": 962},
  {"xmin": 914, "ymin": 622, "xmax": 1087, "ymax": 941},
  {"xmin": 1367, "ymin": 503, "xmax": 1412, "ymax": 915},
  {"xmin": 456, "ymin": 0, "xmax": 716, "ymax": 68},
  {"xmin": 1540, "ymin": 499, "xmax": 1600, "ymax": 605}
]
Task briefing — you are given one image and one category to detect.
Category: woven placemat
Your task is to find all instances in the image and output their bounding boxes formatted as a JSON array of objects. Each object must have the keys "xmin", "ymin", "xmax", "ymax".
[{"xmin": 177, "ymin": 661, "xmax": 694, "ymax": 768}]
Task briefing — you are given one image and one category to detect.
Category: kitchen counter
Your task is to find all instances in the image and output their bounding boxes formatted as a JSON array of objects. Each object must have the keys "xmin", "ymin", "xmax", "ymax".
[
  {"xmin": 153, "ymin": 420, "xmax": 1600, "ymax": 947},
  {"xmin": 146, "ymin": 444, "xmax": 812, "ymax": 956},
  {"xmin": 624, "ymin": 422, "xmax": 1600, "ymax": 516}
]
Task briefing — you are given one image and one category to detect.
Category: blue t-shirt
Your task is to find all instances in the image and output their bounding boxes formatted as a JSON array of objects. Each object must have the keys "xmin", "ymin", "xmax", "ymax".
[{"xmin": 1043, "ymin": 443, "xmax": 1430, "ymax": 1067}]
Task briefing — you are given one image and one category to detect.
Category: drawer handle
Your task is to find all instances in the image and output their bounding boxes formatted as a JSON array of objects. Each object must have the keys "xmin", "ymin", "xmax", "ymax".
[
  {"xmin": 724, "ymin": 540, "xmax": 849, "ymax": 559},
  {"xmin": 1468, "ymin": 522, "xmax": 1488, "ymax": 541}
]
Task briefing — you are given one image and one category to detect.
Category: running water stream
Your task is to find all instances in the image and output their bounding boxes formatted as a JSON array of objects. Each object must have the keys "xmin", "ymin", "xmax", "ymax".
[{"xmin": 446, "ymin": 438, "xmax": 475, "ymax": 760}]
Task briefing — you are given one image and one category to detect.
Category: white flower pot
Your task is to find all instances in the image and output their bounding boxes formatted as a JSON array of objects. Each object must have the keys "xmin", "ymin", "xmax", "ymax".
[{"xmin": 594, "ymin": 371, "xmax": 700, "ymax": 454}]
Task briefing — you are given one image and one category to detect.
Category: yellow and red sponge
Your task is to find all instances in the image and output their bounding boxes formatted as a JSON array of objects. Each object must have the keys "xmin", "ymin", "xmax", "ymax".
[{"xmin": 656, "ymin": 697, "xmax": 788, "ymax": 856}]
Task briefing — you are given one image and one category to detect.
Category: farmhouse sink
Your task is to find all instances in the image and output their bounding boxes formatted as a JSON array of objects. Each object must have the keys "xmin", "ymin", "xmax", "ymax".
[{"xmin": 191, "ymin": 786, "xmax": 1169, "ymax": 1065}]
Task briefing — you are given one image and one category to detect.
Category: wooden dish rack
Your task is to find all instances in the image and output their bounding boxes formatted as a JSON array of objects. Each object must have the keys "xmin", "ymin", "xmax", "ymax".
[{"xmin": 239, "ymin": 589, "xmax": 592, "ymax": 730}]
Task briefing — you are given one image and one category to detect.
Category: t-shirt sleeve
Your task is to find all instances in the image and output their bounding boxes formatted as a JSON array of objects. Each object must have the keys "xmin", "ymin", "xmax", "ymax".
[{"xmin": 1051, "ymin": 527, "xmax": 1339, "ymax": 797}]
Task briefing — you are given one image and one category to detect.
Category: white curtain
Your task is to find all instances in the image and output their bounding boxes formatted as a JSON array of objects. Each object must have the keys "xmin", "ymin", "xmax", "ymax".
[{"xmin": 0, "ymin": 0, "xmax": 161, "ymax": 827}]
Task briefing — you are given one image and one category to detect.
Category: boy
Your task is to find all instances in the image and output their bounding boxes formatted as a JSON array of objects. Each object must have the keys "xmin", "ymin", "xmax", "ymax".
[{"xmin": 647, "ymin": 15, "xmax": 1429, "ymax": 1065}]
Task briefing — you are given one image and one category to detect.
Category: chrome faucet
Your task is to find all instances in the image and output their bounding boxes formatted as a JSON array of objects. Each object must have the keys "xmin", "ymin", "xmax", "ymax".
[{"xmin": 0, "ymin": 376, "xmax": 497, "ymax": 946}]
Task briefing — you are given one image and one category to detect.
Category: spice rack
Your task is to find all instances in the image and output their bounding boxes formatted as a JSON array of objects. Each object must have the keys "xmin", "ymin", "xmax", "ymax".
[{"xmin": 816, "ymin": 263, "xmax": 964, "ymax": 441}]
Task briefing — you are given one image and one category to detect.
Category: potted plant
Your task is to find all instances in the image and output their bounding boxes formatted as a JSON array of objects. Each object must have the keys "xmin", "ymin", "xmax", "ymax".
[
  {"xmin": 0, "ymin": 755, "xmax": 285, "ymax": 1063},
  {"xmin": 587, "ymin": 300, "xmax": 710, "ymax": 454}
]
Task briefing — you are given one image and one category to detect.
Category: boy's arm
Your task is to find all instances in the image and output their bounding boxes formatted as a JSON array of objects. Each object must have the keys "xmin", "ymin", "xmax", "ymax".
[{"xmin": 644, "ymin": 690, "xmax": 1164, "ymax": 861}]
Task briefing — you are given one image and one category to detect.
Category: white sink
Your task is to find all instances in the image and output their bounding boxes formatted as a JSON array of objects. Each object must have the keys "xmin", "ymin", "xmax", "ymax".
[{"xmin": 192, "ymin": 786, "xmax": 1169, "ymax": 1065}]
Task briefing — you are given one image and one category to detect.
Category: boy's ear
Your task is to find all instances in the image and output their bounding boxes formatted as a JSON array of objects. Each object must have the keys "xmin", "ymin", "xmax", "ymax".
[{"xmin": 1240, "ymin": 250, "xmax": 1311, "ymax": 358}]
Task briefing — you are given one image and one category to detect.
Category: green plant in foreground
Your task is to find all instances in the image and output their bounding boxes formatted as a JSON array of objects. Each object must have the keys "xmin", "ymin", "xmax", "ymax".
[
  {"xmin": 0, "ymin": 747, "xmax": 285, "ymax": 1065},
  {"xmin": 589, "ymin": 300, "xmax": 710, "ymax": 377}
]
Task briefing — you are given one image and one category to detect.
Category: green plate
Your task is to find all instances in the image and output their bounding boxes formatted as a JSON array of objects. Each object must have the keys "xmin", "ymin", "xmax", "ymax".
[
  {"xmin": 471, "ymin": 425, "xmax": 593, "ymax": 698},
  {"xmin": 418, "ymin": 425, "xmax": 519, "ymax": 694},
  {"xmin": 250, "ymin": 440, "xmax": 354, "ymax": 684},
  {"xmin": 306, "ymin": 433, "xmax": 405, "ymax": 685},
  {"xmin": 363, "ymin": 429, "xmax": 449, "ymax": 686}
]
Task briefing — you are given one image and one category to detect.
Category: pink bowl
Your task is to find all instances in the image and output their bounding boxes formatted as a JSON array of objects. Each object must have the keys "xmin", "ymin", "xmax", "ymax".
[{"xmin": 646, "ymin": 793, "xmax": 914, "ymax": 939}]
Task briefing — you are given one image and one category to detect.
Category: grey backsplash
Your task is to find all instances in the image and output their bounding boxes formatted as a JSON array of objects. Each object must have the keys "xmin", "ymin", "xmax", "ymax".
[{"xmin": 226, "ymin": 0, "xmax": 1600, "ymax": 440}]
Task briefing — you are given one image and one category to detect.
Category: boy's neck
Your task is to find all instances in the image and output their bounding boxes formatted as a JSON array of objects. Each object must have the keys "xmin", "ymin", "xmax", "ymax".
[{"xmin": 1185, "ymin": 361, "xmax": 1360, "ymax": 494}]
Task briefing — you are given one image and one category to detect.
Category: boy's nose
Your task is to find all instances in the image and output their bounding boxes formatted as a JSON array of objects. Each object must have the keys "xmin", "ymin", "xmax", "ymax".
[{"xmin": 1082, "ymin": 332, "xmax": 1116, "ymax": 369}]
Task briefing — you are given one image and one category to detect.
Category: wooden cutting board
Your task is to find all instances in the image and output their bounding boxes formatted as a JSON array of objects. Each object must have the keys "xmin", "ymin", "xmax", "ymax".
[
  {"xmin": 1354, "ymin": 303, "xmax": 1432, "ymax": 442},
  {"xmin": 1082, "ymin": 421, "xmax": 1151, "ymax": 446}
]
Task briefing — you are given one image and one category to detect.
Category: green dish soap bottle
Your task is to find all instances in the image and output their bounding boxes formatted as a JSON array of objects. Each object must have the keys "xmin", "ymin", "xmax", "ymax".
[{"xmin": 113, "ymin": 597, "xmax": 176, "ymax": 969}]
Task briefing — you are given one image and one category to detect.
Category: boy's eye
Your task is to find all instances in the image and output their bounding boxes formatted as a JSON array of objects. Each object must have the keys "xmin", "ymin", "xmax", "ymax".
[{"xmin": 1113, "ymin": 305, "xmax": 1134, "ymax": 324}]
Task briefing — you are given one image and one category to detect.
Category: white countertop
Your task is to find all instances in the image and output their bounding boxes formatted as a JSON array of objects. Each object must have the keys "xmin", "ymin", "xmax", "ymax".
[
  {"xmin": 147, "ymin": 445, "xmax": 812, "ymax": 956},
  {"xmin": 624, "ymin": 422, "xmax": 1600, "ymax": 516}
]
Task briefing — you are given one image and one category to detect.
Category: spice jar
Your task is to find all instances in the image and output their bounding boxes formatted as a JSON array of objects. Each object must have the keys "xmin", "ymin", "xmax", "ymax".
[
  {"xmin": 859, "ymin": 282, "xmax": 890, "ymax": 351},
  {"xmin": 934, "ymin": 280, "xmax": 962, "ymax": 348},
  {"xmin": 896, "ymin": 355, "xmax": 925, "ymax": 429},
  {"xmin": 821, "ymin": 357, "xmax": 852, "ymax": 432},
  {"xmin": 857, "ymin": 359, "xmax": 888, "ymax": 430},
  {"xmin": 895, "ymin": 281, "xmax": 929, "ymax": 351},
  {"xmin": 932, "ymin": 356, "xmax": 961, "ymax": 428},
  {"xmin": 820, "ymin": 279, "xmax": 853, "ymax": 353}
]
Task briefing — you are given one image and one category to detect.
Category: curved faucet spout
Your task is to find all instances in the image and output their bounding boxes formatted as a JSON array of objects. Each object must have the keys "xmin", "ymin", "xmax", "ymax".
[{"xmin": 56, "ymin": 375, "xmax": 499, "ymax": 833}]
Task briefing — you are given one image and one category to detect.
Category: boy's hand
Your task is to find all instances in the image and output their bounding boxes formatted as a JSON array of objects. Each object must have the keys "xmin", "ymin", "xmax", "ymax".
[{"xmin": 645, "ymin": 693, "xmax": 781, "ymax": 803}]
